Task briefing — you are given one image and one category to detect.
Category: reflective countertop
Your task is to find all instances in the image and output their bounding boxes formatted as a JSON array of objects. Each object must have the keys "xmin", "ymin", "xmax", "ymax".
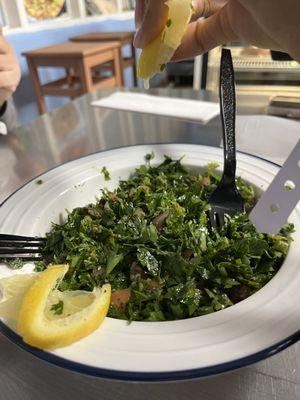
[
  {"xmin": 0, "ymin": 88, "xmax": 274, "ymax": 204},
  {"xmin": 0, "ymin": 88, "xmax": 299, "ymax": 400}
]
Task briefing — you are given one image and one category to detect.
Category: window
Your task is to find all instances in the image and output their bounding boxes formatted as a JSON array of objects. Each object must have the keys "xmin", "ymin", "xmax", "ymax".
[
  {"xmin": 85, "ymin": 0, "xmax": 135, "ymax": 16},
  {"xmin": 24, "ymin": 0, "xmax": 70, "ymax": 24},
  {"xmin": 85, "ymin": 0, "xmax": 118, "ymax": 15},
  {"xmin": 121, "ymin": 0, "xmax": 135, "ymax": 11},
  {"xmin": 0, "ymin": 2, "xmax": 7, "ymax": 27},
  {"xmin": 0, "ymin": 0, "xmax": 135, "ymax": 30}
]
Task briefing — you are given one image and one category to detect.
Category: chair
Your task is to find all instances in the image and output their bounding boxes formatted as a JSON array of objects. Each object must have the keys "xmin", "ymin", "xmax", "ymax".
[{"xmin": 69, "ymin": 31, "xmax": 137, "ymax": 86}]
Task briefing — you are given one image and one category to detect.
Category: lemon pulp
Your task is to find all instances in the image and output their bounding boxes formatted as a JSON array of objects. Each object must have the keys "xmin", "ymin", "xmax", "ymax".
[{"xmin": 137, "ymin": 0, "xmax": 193, "ymax": 82}]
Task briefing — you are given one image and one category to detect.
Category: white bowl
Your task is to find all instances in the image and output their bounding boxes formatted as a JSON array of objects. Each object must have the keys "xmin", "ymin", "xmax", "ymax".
[{"xmin": 0, "ymin": 144, "xmax": 299, "ymax": 381}]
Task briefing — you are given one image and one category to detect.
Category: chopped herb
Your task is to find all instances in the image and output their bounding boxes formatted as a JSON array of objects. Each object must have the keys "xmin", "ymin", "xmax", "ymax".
[
  {"xmin": 35, "ymin": 261, "xmax": 47, "ymax": 272},
  {"xmin": 6, "ymin": 258, "xmax": 24, "ymax": 270},
  {"xmin": 208, "ymin": 162, "xmax": 220, "ymax": 170},
  {"xmin": 101, "ymin": 166, "xmax": 110, "ymax": 181},
  {"xmin": 51, "ymin": 300, "xmax": 64, "ymax": 315},
  {"xmin": 284, "ymin": 181, "xmax": 295, "ymax": 190},
  {"xmin": 160, "ymin": 63, "xmax": 166, "ymax": 72},
  {"xmin": 74, "ymin": 183, "xmax": 85, "ymax": 189},
  {"xmin": 137, "ymin": 248, "xmax": 159, "ymax": 276},
  {"xmin": 166, "ymin": 18, "xmax": 172, "ymax": 28},
  {"xmin": 145, "ymin": 152, "xmax": 155, "ymax": 162},
  {"xmin": 41, "ymin": 155, "xmax": 294, "ymax": 321},
  {"xmin": 36, "ymin": 179, "xmax": 43, "ymax": 185}
]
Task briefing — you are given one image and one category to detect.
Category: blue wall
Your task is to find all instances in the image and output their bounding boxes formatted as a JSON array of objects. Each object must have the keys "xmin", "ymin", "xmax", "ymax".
[{"xmin": 7, "ymin": 16, "xmax": 135, "ymax": 125}]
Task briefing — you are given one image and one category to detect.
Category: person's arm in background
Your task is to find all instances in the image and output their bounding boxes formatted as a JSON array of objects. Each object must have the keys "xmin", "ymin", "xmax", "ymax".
[
  {"xmin": 0, "ymin": 27, "xmax": 21, "ymax": 134},
  {"xmin": 134, "ymin": 0, "xmax": 300, "ymax": 63}
]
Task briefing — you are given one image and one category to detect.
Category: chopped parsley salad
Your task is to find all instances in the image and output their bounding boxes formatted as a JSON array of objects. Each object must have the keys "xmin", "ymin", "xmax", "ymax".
[{"xmin": 36, "ymin": 155, "xmax": 293, "ymax": 321}]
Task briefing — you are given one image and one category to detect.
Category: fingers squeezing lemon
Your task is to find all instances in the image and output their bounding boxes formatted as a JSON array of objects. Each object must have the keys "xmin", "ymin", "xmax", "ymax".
[
  {"xmin": 137, "ymin": 0, "xmax": 193, "ymax": 83},
  {"xmin": 0, "ymin": 265, "xmax": 111, "ymax": 350}
]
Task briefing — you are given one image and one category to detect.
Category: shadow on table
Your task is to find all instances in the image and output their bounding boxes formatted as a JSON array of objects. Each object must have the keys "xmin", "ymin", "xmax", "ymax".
[
  {"xmin": 2, "ymin": 332, "xmax": 298, "ymax": 400},
  {"xmin": 0, "ymin": 334, "xmax": 245, "ymax": 400}
]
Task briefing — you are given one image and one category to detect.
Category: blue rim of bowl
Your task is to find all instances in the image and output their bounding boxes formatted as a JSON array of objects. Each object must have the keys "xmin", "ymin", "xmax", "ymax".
[{"xmin": 0, "ymin": 142, "xmax": 299, "ymax": 382}]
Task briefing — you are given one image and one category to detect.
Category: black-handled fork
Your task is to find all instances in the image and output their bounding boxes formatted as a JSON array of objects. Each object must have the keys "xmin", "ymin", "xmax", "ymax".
[
  {"xmin": 208, "ymin": 48, "xmax": 244, "ymax": 228},
  {"xmin": 0, "ymin": 234, "xmax": 46, "ymax": 261}
]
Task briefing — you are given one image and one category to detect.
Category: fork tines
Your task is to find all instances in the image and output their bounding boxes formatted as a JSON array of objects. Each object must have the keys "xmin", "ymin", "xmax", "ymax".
[
  {"xmin": 0, "ymin": 234, "xmax": 46, "ymax": 261},
  {"xmin": 209, "ymin": 202, "xmax": 244, "ymax": 228}
]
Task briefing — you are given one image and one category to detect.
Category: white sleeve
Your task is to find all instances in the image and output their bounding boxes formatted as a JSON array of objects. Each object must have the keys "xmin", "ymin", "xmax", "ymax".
[{"xmin": 0, "ymin": 97, "xmax": 18, "ymax": 134}]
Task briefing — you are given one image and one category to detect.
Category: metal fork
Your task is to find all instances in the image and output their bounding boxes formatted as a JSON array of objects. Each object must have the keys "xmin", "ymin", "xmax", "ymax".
[
  {"xmin": 0, "ymin": 234, "xmax": 46, "ymax": 261},
  {"xmin": 208, "ymin": 48, "xmax": 244, "ymax": 228}
]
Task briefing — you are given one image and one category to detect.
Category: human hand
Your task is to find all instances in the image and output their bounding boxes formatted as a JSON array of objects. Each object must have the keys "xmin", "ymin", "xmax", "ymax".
[
  {"xmin": 134, "ymin": 0, "xmax": 300, "ymax": 62},
  {"xmin": 0, "ymin": 27, "xmax": 21, "ymax": 107}
]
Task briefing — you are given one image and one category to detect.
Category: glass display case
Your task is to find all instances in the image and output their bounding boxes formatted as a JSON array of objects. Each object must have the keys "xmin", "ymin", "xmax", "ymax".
[{"xmin": 206, "ymin": 45, "xmax": 300, "ymax": 95}]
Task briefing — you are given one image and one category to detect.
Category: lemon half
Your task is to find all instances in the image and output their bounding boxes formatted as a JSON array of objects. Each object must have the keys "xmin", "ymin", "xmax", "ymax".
[
  {"xmin": 11, "ymin": 265, "xmax": 111, "ymax": 350},
  {"xmin": 137, "ymin": 0, "xmax": 193, "ymax": 82}
]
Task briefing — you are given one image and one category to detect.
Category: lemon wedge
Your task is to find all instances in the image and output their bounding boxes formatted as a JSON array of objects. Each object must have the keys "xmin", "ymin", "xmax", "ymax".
[
  {"xmin": 137, "ymin": 0, "xmax": 193, "ymax": 82},
  {"xmin": 17, "ymin": 265, "xmax": 111, "ymax": 350},
  {"xmin": 0, "ymin": 271, "xmax": 95, "ymax": 321}
]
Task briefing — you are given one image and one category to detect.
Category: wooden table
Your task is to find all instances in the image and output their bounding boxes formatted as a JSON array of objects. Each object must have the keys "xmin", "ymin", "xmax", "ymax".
[
  {"xmin": 69, "ymin": 31, "xmax": 137, "ymax": 86},
  {"xmin": 23, "ymin": 41, "xmax": 123, "ymax": 114}
]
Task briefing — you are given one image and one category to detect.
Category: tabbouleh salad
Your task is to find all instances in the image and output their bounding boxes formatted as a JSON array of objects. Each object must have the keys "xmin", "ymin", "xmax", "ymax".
[{"xmin": 36, "ymin": 154, "xmax": 293, "ymax": 321}]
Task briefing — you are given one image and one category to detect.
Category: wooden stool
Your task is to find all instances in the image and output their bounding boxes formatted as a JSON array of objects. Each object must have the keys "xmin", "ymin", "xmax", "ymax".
[
  {"xmin": 23, "ymin": 41, "xmax": 123, "ymax": 114},
  {"xmin": 69, "ymin": 31, "xmax": 137, "ymax": 86}
]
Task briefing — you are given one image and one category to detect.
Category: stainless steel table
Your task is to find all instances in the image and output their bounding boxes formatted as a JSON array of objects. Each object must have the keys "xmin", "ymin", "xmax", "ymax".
[{"xmin": 0, "ymin": 88, "xmax": 299, "ymax": 400}]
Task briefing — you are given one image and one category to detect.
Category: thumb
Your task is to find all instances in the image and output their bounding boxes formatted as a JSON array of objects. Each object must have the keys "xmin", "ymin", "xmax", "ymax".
[
  {"xmin": 172, "ymin": 4, "xmax": 236, "ymax": 60},
  {"xmin": 134, "ymin": 0, "xmax": 168, "ymax": 48}
]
